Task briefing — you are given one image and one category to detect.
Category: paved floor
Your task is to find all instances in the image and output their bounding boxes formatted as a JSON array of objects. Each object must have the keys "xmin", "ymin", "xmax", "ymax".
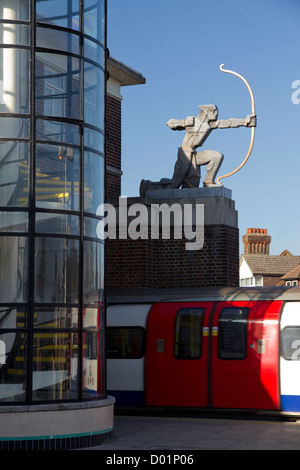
[{"xmin": 90, "ymin": 414, "xmax": 300, "ymax": 450}]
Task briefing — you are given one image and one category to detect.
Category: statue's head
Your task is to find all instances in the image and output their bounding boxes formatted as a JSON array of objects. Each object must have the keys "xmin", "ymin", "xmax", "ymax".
[{"xmin": 198, "ymin": 105, "xmax": 218, "ymax": 121}]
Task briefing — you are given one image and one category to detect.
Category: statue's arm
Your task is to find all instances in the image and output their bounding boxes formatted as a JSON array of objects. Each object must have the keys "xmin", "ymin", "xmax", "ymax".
[
  {"xmin": 167, "ymin": 116, "xmax": 195, "ymax": 130},
  {"xmin": 211, "ymin": 114, "xmax": 256, "ymax": 129}
]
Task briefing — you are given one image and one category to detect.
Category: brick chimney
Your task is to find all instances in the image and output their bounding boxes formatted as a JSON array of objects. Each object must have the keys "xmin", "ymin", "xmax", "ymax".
[{"xmin": 242, "ymin": 228, "xmax": 271, "ymax": 254}]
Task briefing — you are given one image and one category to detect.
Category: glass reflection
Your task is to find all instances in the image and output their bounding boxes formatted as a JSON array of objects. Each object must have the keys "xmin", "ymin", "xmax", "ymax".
[
  {"xmin": 32, "ymin": 332, "xmax": 79, "ymax": 401},
  {"xmin": 0, "ymin": 1, "xmax": 29, "ymax": 21},
  {"xmin": 36, "ymin": 119, "xmax": 80, "ymax": 146},
  {"xmin": 36, "ymin": 144, "xmax": 80, "ymax": 211},
  {"xmin": 0, "ymin": 332, "xmax": 27, "ymax": 403},
  {"xmin": 84, "ymin": 62, "xmax": 104, "ymax": 129},
  {"xmin": 84, "ymin": 216, "xmax": 102, "ymax": 239},
  {"xmin": 36, "ymin": 0, "xmax": 80, "ymax": 30},
  {"xmin": 0, "ymin": 142, "xmax": 29, "ymax": 207},
  {"xmin": 84, "ymin": 0, "xmax": 105, "ymax": 43},
  {"xmin": 0, "ymin": 307, "xmax": 26, "ymax": 329},
  {"xmin": 0, "ymin": 118, "xmax": 29, "ymax": 138},
  {"xmin": 36, "ymin": 52, "xmax": 81, "ymax": 120},
  {"xmin": 0, "ymin": 212, "xmax": 28, "ymax": 232},
  {"xmin": 36, "ymin": 212, "xmax": 79, "ymax": 235},
  {"xmin": 82, "ymin": 330, "xmax": 105, "ymax": 398},
  {"xmin": 37, "ymin": 27, "xmax": 80, "ymax": 55},
  {"xmin": 34, "ymin": 307, "xmax": 78, "ymax": 328},
  {"xmin": 84, "ymin": 127, "xmax": 104, "ymax": 152},
  {"xmin": 0, "ymin": 236, "xmax": 27, "ymax": 303},
  {"xmin": 0, "ymin": 23, "xmax": 29, "ymax": 46},
  {"xmin": 0, "ymin": 49, "xmax": 29, "ymax": 114},
  {"xmin": 34, "ymin": 237, "xmax": 79, "ymax": 303},
  {"xmin": 84, "ymin": 152, "xmax": 104, "ymax": 214},
  {"xmin": 84, "ymin": 38, "xmax": 104, "ymax": 63},
  {"xmin": 83, "ymin": 240, "xmax": 104, "ymax": 304}
]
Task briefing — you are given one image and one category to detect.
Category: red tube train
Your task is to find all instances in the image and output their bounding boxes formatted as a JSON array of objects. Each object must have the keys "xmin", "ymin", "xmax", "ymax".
[{"xmin": 107, "ymin": 287, "xmax": 300, "ymax": 415}]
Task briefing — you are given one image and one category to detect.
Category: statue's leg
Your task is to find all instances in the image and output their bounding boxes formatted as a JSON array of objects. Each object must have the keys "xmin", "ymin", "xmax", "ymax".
[
  {"xmin": 160, "ymin": 148, "xmax": 192, "ymax": 188},
  {"xmin": 182, "ymin": 153, "xmax": 201, "ymax": 188},
  {"xmin": 196, "ymin": 150, "xmax": 224, "ymax": 187},
  {"xmin": 139, "ymin": 148, "xmax": 195, "ymax": 196}
]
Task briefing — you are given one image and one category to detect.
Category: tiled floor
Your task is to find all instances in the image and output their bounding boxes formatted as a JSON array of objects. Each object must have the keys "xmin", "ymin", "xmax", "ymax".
[{"xmin": 87, "ymin": 415, "xmax": 300, "ymax": 450}]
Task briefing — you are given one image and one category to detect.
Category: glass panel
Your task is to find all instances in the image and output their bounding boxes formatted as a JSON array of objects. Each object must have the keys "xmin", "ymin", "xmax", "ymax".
[
  {"xmin": 36, "ymin": 52, "xmax": 81, "ymax": 120},
  {"xmin": 0, "ymin": 332, "xmax": 27, "ymax": 402},
  {"xmin": 84, "ymin": 216, "xmax": 102, "ymax": 239},
  {"xmin": 0, "ymin": 49, "xmax": 29, "ymax": 114},
  {"xmin": 36, "ymin": 144, "xmax": 80, "ymax": 211},
  {"xmin": 82, "ymin": 329, "xmax": 105, "ymax": 398},
  {"xmin": 0, "ymin": 307, "xmax": 26, "ymax": 329},
  {"xmin": 32, "ymin": 332, "xmax": 79, "ymax": 401},
  {"xmin": 36, "ymin": 119, "xmax": 80, "ymax": 146},
  {"xmin": 84, "ymin": 62, "xmax": 104, "ymax": 129},
  {"xmin": 37, "ymin": 26, "xmax": 80, "ymax": 55},
  {"xmin": 83, "ymin": 240, "xmax": 104, "ymax": 304},
  {"xmin": 0, "ymin": 144, "xmax": 30, "ymax": 208},
  {"xmin": 107, "ymin": 327, "xmax": 145, "ymax": 359},
  {"xmin": 84, "ymin": 152, "xmax": 104, "ymax": 214},
  {"xmin": 174, "ymin": 308, "xmax": 204, "ymax": 359},
  {"xmin": 0, "ymin": 23, "xmax": 29, "ymax": 46},
  {"xmin": 0, "ymin": 1, "xmax": 29, "ymax": 21},
  {"xmin": 0, "ymin": 236, "xmax": 27, "ymax": 303},
  {"xmin": 34, "ymin": 307, "xmax": 78, "ymax": 328},
  {"xmin": 34, "ymin": 237, "xmax": 79, "ymax": 303},
  {"xmin": 84, "ymin": 307, "xmax": 103, "ymax": 329},
  {"xmin": 36, "ymin": 0, "xmax": 80, "ymax": 31},
  {"xmin": 84, "ymin": 0, "xmax": 105, "ymax": 43},
  {"xmin": 84, "ymin": 127, "xmax": 104, "ymax": 153},
  {"xmin": 36, "ymin": 212, "xmax": 79, "ymax": 235},
  {"xmin": 84, "ymin": 37, "xmax": 104, "ymax": 63},
  {"xmin": 0, "ymin": 211, "xmax": 28, "ymax": 232},
  {"xmin": 0, "ymin": 118, "xmax": 29, "ymax": 138},
  {"xmin": 281, "ymin": 327, "xmax": 300, "ymax": 360},
  {"xmin": 219, "ymin": 307, "xmax": 248, "ymax": 359}
]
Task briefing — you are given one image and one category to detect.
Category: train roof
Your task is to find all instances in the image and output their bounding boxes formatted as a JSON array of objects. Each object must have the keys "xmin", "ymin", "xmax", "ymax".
[{"xmin": 107, "ymin": 286, "xmax": 300, "ymax": 304}]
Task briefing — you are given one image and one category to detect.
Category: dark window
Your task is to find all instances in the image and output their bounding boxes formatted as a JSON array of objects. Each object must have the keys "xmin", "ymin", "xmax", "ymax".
[
  {"xmin": 107, "ymin": 327, "xmax": 145, "ymax": 359},
  {"xmin": 219, "ymin": 308, "xmax": 248, "ymax": 359},
  {"xmin": 281, "ymin": 327, "xmax": 300, "ymax": 360},
  {"xmin": 174, "ymin": 308, "xmax": 204, "ymax": 359}
]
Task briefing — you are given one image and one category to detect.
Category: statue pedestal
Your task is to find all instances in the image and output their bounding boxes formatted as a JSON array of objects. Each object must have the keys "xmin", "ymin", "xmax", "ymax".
[{"xmin": 106, "ymin": 187, "xmax": 239, "ymax": 289}]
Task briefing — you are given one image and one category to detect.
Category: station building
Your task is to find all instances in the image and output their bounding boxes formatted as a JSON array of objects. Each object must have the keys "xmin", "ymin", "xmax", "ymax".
[{"xmin": 0, "ymin": 0, "xmax": 114, "ymax": 450}]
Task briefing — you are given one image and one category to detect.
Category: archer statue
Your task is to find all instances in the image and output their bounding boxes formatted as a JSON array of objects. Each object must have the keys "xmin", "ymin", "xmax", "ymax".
[{"xmin": 139, "ymin": 65, "xmax": 257, "ymax": 197}]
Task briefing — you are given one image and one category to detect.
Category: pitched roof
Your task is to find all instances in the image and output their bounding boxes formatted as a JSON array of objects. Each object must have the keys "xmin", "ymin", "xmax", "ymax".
[
  {"xmin": 282, "ymin": 264, "xmax": 300, "ymax": 280},
  {"xmin": 241, "ymin": 254, "xmax": 300, "ymax": 276}
]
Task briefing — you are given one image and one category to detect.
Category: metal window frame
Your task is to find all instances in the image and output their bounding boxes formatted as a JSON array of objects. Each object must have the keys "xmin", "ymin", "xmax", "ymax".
[{"xmin": 0, "ymin": 0, "xmax": 107, "ymax": 406}]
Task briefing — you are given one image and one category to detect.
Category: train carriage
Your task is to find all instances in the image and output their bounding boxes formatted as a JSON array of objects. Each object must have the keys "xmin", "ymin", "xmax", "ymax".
[{"xmin": 107, "ymin": 286, "xmax": 300, "ymax": 415}]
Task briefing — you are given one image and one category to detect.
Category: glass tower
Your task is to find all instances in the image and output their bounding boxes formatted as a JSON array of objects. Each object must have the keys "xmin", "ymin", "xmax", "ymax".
[{"xmin": 0, "ymin": 0, "xmax": 106, "ymax": 404}]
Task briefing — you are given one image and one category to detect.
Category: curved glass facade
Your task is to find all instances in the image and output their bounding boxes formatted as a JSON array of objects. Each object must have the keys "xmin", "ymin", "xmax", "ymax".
[{"xmin": 0, "ymin": 0, "xmax": 106, "ymax": 403}]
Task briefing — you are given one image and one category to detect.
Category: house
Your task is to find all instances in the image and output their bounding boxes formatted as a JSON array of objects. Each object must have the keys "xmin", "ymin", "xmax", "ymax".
[
  {"xmin": 239, "ymin": 228, "xmax": 300, "ymax": 286},
  {"xmin": 280, "ymin": 264, "xmax": 300, "ymax": 286}
]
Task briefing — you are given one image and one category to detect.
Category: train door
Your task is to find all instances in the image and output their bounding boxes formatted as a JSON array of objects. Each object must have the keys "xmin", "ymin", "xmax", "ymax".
[
  {"xmin": 280, "ymin": 302, "xmax": 300, "ymax": 412},
  {"xmin": 145, "ymin": 302, "xmax": 214, "ymax": 407},
  {"xmin": 210, "ymin": 301, "xmax": 281, "ymax": 410},
  {"xmin": 146, "ymin": 300, "xmax": 281, "ymax": 410}
]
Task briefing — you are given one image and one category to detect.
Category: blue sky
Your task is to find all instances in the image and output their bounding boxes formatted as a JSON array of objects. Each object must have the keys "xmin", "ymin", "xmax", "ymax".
[{"xmin": 107, "ymin": 0, "xmax": 300, "ymax": 255}]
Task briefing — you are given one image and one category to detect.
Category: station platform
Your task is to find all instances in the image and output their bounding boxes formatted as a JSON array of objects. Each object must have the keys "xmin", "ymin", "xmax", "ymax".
[{"xmin": 88, "ymin": 414, "xmax": 300, "ymax": 451}]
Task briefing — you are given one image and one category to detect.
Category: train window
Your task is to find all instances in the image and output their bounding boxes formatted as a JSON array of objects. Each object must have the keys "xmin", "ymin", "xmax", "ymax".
[
  {"xmin": 218, "ymin": 308, "xmax": 248, "ymax": 360},
  {"xmin": 281, "ymin": 327, "xmax": 300, "ymax": 360},
  {"xmin": 106, "ymin": 327, "xmax": 145, "ymax": 359},
  {"xmin": 174, "ymin": 308, "xmax": 204, "ymax": 359}
]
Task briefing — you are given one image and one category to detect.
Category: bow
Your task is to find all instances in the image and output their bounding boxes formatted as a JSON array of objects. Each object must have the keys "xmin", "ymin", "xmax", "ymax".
[{"xmin": 216, "ymin": 64, "xmax": 255, "ymax": 186}]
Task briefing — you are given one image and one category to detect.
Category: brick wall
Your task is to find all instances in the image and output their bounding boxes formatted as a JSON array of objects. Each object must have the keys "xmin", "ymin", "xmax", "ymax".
[
  {"xmin": 106, "ymin": 224, "xmax": 239, "ymax": 289},
  {"xmin": 106, "ymin": 94, "xmax": 121, "ymax": 202}
]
